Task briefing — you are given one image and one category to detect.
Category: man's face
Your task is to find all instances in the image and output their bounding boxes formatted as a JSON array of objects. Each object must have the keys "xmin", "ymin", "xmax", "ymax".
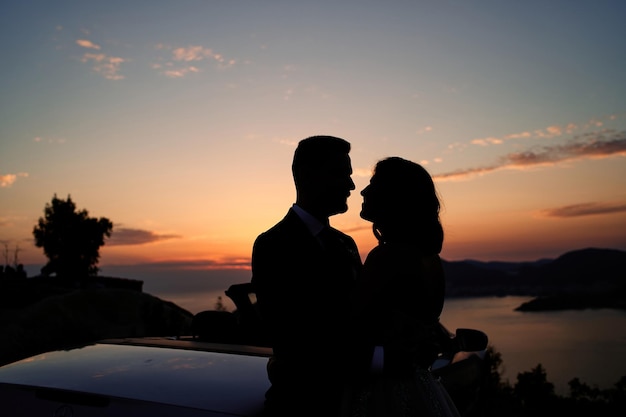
[{"xmin": 314, "ymin": 153, "xmax": 355, "ymax": 217}]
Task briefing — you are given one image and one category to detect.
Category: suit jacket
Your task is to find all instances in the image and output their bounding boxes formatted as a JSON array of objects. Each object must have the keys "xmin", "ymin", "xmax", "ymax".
[{"xmin": 251, "ymin": 208, "xmax": 361, "ymax": 374}]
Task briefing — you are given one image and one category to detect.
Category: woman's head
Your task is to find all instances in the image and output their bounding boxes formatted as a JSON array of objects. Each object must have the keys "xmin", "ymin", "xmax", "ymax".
[{"xmin": 360, "ymin": 157, "xmax": 443, "ymax": 253}]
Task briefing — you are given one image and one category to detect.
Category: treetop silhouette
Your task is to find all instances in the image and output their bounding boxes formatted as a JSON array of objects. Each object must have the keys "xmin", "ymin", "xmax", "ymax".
[{"xmin": 33, "ymin": 195, "xmax": 113, "ymax": 278}]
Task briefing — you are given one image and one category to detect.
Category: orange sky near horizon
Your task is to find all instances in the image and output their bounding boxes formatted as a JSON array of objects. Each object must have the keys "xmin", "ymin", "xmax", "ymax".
[{"xmin": 93, "ymin": 151, "xmax": 626, "ymax": 269}]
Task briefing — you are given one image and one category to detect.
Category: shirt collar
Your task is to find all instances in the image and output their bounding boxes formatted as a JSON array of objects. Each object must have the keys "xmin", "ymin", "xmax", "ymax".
[{"xmin": 291, "ymin": 204, "xmax": 327, "ymax": 236}]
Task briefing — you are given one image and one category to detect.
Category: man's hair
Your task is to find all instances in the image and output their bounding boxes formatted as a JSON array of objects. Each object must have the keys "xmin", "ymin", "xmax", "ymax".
[{"xmin": 292, "ymin": 135, "xmax": 351, "ymax": 187}]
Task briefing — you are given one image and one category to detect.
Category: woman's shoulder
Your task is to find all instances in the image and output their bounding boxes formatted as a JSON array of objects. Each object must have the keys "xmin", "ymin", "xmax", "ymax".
[
  {"xmin": 366, "ymin": 242, "xmax": 439, "ymax": 259},
  {"xmin": 364, "ymin": 243, "xmax": 442, "ymax": 273},
  {"xmin": 363, "ymin": 243, "xmax": 394, "ymax": 263}
]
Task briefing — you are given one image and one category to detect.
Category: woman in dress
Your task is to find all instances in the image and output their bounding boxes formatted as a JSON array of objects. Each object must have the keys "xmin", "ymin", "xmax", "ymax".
[{"xmin": 344, "ymin": 157, "xmax": 460, "ymax": 417}]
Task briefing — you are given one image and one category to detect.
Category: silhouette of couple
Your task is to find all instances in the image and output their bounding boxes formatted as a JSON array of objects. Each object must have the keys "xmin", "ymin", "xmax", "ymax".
[{"xmin": 251, "ymin": 136, "xmax": 459, "ymax": 417}]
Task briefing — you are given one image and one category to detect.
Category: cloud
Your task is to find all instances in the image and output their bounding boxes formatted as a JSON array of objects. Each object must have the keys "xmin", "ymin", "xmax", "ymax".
[
  {"xmin": 503, "ymin": 131, "xmax": 532, "ymax": 140},
  {"xmin": 435, "ymin": 130, "xmax": 626, "ymax": 181},
  {"xmin": 585, "ymin": 119, "xmax": 604, "ymax": 129},
  {"xmin": 1, "ymin": 174, "xmax": 17, "ymax": 187},
  {"xmin": 279, "ymin": 64, "xmax": 297, "ymax": 81},
  {"xmin": 538, "ymin": 125, "xmax": 563, "ymax": 138},
  {"xmin": 275, "ymin": 137, "xmax": 298, "ymax": 147},
  {"xmin": 107, "ymin": 227, "xmax": 181, "ymax": 246},
  {"xmin": 353, "ymin": 167, "xmax": 374, "ymax": 178},
  {"xmin": 342, "ymin": 224, "xmax": 372, "ymax": 234},
  {"xmin": 470, "ymin": 115, "xmax": 622, "ymax": 148},
  {"xmin": 163, "ymin": 66, "xmax": 200, "ymax": 78},
  {"xmin": 541, "ymin": 202, "xmax": 626, "ymax": 218},
  {"xmin": 416, "ymin": 126, "xmax": 433, "ymax": 135},
  {"xmin": 171, "ymin": 45, "xmax": 235, "ymax": 67},
  {"xmin": 471, "ymin": 137, "xmax": 503, "ymax": 146},
  {"xmin": 76, "ymin": 39, "xmax": 101, "ymax": 50},
  {"xmin": 134, "ymin": 258, "xmax": 251, "ymax": 270},
  {"xmin": 81, "ymin": 53, "xmax": 125, "ymax": 80},
  {"xmin": 472, "ymin": 125, "xmax": 565, "ymax": 146},
  {"xmin": 447, "ymin": 142, "xmax": 467, "ymax": 152},
  {"xmin": 506, "ymin": 130, "xmax": 626, "ymax": 164},
  {"xmin": 433, "ymin": 165, "xmax": 501, "ymax": 181},
  {"xmin": 33, "ymin": 136, "xmax": 66, "ymax": 144},
  {"xmin": 154, "ymin": 44, "xmax": 235, "ymax": 77},
  {"xmin": 172, "ymin": 45, "xmax": 212, "ymax": 61},
  {"xmin": 1, "ymin": 173, "xmax": 28, "ymax": 188}
]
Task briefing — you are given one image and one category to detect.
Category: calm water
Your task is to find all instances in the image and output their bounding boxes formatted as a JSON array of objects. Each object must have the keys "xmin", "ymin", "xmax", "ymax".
[
  {"xmin": 440, "ymin": 296, "xmax": 626, "ymax": 395},
  {"xmin": 162, "ymin": 291, "xmax": 626, "ymax": 396}
]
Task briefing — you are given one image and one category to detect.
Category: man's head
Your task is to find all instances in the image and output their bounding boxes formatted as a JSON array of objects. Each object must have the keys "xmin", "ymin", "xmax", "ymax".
[{"xmin": 292, "ymin": 135, "xmax": 355, "ymax": 220}]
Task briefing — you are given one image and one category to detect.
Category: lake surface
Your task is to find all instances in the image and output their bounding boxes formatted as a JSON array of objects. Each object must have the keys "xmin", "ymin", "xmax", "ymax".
[
  {"xmin": 440, "ymin": 296, "xmax": 626, "ymax": 395},
  {"xmin": 158, "ymin": 290, "xmax": 626, "ymax": 396}
]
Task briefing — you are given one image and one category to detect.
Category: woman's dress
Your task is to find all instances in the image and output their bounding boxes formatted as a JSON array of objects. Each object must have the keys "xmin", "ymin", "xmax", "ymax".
[{"xmin": 343, "ymin": 243, "xmax": 461, "ymax": 417}]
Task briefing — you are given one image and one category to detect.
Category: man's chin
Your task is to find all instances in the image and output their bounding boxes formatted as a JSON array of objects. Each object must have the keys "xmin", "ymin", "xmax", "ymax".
[{"xmin": 329, "ymin": 204, "xmax": 349, "ymax": 216}]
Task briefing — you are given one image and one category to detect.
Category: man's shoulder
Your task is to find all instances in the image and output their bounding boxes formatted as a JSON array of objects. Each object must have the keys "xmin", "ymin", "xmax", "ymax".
[
  {"xmin": 329, "ymin": 226, "xmax": 357, "ymax": 246},
  {"xmin": 254, "ymin": 210, "xmax": 305, "ymax": 244},
  {"xmin": 330, "ymin": 226, "xmax": 353, "ymax": 239}
]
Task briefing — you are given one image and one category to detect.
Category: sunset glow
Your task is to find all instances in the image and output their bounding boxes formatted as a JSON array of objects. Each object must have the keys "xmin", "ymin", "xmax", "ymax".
[{"xmin": 1, "ymin": 0, "xmax": 625, "ymax": 276}]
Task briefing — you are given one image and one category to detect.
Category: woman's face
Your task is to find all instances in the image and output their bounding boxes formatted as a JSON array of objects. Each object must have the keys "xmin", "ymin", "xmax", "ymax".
[{"xmin": 360, "ymin": 173, "xmax": 388, "ymax": 223}]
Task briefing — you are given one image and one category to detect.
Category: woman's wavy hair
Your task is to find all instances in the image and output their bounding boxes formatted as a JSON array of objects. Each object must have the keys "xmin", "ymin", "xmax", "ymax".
[{"xmin": 371, "ymin": 157, "xmax": 443, "ymax": 254}]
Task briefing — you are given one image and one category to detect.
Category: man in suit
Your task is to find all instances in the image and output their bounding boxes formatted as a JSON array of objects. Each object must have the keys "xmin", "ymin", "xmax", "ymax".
[{"xmin": 251, "ymin": 135, "xmax": 362, "ymax": 416}]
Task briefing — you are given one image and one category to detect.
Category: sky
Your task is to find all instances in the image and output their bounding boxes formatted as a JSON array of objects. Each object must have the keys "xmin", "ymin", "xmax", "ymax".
[{"xmin": 2, "ymin": 0, "xmax": 626, "ymax": 289}]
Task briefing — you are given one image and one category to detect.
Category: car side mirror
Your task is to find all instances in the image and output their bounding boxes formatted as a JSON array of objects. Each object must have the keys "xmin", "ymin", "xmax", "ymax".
[{"xmin": 455, "ymin": 328, "xmax": 488, "ymax": 352}]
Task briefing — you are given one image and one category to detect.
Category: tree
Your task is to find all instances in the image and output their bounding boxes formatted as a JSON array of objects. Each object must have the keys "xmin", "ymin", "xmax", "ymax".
[
  {"xmin": 514, "ymin": 363, "xmax": 557, "ymax": 414},
  {"xmin": 33, "ymin": 195, "xmax": 113, "ymax": 277}
]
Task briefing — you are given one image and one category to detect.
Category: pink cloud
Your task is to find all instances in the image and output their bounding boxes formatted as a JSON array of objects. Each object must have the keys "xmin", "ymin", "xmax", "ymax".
[
  {"xmin": 435, "ymin": 130, "xmax": 626, "ymax": 181},
  {"xmin": 0, "ymin": 173, "xmax": 28, "ymax": 188},
  {"xmin": 76, "ymin": 39, "xmax": 101, "ymax": 50},
  {"xmin": 541, "ymin": 202, "xmax": 626, "ymax": 218},
  {"xmin": 81, "ymin": 53, "xmax": 126, "ymax": 80},
  {"xmin": 107, "ymin": 227, "xmax": 181, "ymax": 246}
]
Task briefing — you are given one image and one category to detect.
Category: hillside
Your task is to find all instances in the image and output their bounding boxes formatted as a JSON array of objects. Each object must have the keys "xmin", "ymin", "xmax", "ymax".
[
  {"xmin": 443, "ymin": 247, "xmax": 626, "ymax": 310},
  {"xmin": 0, "ymin": 284, "xmax": 193, "ymax": 366}
]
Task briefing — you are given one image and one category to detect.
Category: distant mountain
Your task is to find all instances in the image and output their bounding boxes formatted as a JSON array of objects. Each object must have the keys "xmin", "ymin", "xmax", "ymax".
[{"xmin": 442, "ymin": 248, "xmax": 626, "ymax": 301}]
